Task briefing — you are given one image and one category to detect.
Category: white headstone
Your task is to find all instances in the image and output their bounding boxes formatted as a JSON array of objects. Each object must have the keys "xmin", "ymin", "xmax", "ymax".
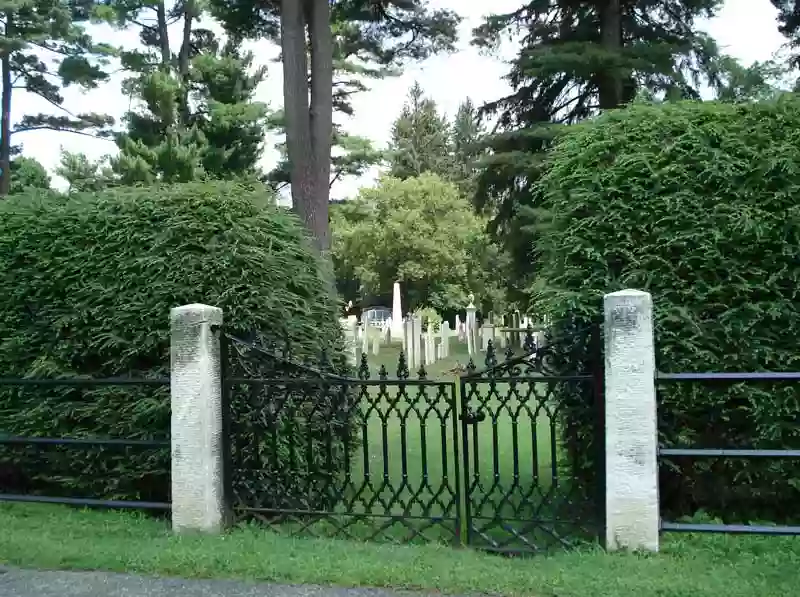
[
  {"xmin": 360, "ymin": 320, "xmax": 369, "ymax": 358},
  {"xmin": 440, "ymin": 321, "xmax": 450, "ymax": 358},
  {"xmin": 411, "ymin": 315, "xmax": 422, "ymax": 371},
  {"xmin": 372, "ymin": 331, "xmax": 380, "ymax": 355},
  {"xmin": 403, "ymin": 316, "xmax": 414, "ymax": 369},
  {"xmin": 425, "ymin": 326, "xmax": 436, "ymax": 366},
  {"xmin": 391, "ymin": 282, "xmax": 403, "ymax": 340}
]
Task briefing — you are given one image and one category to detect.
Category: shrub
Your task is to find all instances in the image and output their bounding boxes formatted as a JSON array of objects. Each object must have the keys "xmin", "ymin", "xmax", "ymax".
[
  {"xmin": 527, "ymin": 98, "xmax": 800, "ymax": 521},
  {"xmin": 0, "ymin": 181, "xmax": 352, "ymax": 511},
  {"xmin": 413, "ymin": 307, "xmax": 443, "ymax": 332}
]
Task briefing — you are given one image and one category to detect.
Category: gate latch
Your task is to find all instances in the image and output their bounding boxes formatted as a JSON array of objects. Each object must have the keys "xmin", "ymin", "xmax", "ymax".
[{"xmin": 460, "ymin": 407, "xmax": 486, "ymax": 424}]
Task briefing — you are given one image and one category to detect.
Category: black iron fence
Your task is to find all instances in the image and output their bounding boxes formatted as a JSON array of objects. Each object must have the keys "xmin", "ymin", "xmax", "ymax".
[
  {"xmin": 656, "ymin": 371, "xmax": 800, "ymax": 536},
  {"xmin": 0, "ymin": 377, "xmax": 171, "ymax": 511},
  {"xmin": 0, "ymin": 325, "xmax": 605, "ymax": 554},
  {"xmin": 221, "ymin": 326, "xmax": 604, "ymax": 554}
]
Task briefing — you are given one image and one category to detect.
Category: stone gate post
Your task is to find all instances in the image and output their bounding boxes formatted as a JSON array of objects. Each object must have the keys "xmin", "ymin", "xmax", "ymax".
[
  {"xmin": 603, "ymin": 289, "xmax": 659, "ymax": 552},
  {"xmin": 170, "ymin": 303, "xmax": 227, "ymax": 534}
]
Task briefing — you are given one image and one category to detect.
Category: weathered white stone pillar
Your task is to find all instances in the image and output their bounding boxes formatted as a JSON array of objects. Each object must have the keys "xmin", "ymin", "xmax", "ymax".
[
  {"xmin": 170, "ymin": 303, "xmax": 226, "ymax": 534},
  {"xmin": 604, "ymin": 289, "xmax": 659, "ymax": 552}
]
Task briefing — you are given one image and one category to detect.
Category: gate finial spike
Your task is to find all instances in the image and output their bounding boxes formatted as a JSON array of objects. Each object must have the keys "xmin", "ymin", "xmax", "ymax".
[
  {"xmin": 397, "ymin": 349, "xmax": 409, "ymax": 379},
  {"xmin": 358, "ymin": 352, "xmax": 370, "ymax": 380},
  {"xmin": 485, "ymin": 340, "xmax": 497, "ymax": 368}
]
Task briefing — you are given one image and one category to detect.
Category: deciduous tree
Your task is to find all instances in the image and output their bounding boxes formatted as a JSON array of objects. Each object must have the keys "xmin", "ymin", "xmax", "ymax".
[{"xmin": 331, "ymin": 173, "xmax": 508, "ymax": 314}]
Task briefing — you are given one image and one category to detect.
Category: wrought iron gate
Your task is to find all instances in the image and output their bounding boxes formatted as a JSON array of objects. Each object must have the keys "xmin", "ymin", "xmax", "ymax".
[
  {"xmin": 221, "ymin": 325, "xmax": 604, "ymax": 554},
  {"xmin": 458, "ymin": 328, "xmax": 605, "ymax": 553}
]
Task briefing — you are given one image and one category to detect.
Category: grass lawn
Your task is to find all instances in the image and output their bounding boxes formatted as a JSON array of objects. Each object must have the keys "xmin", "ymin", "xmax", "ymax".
[
  {"xmin": 1, "ymin": 502, "xmax": 798, "ymax": 597},
  {"xmin": 234, "ymin": 339, "xmax": 596, "ymax": 551}
]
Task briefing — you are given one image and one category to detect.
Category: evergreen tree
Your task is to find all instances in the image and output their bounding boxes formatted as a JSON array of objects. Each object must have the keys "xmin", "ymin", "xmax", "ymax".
[
  {"xmin": 56, "ymin": 150, "xmax": 113, "ymax": 193},
  {"xmin": 772, "ymin": 1, "xmax": 800, "ymax": 67},
  {"xmin": 388, "ymin": 82, "xmax": 452, "ymax": 180},
  {"xmin": 208, "ymin": 0, "xmax": 461, "ymax": 250},
  {"xmin": 112, "ymin": 40, "xmax": 268, "ymax": 184},
  {"xmin": 388, "ymin": 87, "xmax": 486, "ymax": 197},
  {"xmin": 0, "ymin": 0, "xmax": 115, "ymax": 195},
  {"xmin": 103, "ymin": 0, "xmax": 267, "ymax": 184},
  {"xmin": 8, "ymin": 150, "xmax": 50, "ymax": 193},
  {"xmin": 472, "ymin": 0, "xmax": 723, "ymax": 291},
  {"xmin": 450, "ymin": 97, "xmax": 484, "ymax": 198},
  {"xmin": 267, "ymin": 121, "xmax": 386, "ymax": 193}
]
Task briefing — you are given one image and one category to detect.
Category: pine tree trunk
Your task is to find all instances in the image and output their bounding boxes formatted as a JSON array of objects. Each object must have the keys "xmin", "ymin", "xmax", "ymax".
[
  {"xmin": 177, "ymin": 1, "xmax": 195, "ymax": 129},
  {"xmin": 155, "ymin": 2, "xmax": 171, "ymax": 67},
  {"xmin": 598, "ymin": 0, "xmax": 623, "ymax": 110},
  {"xmin": 0, "ymin": 14, "xmax": 13, "ymax": 197},
  {"xmin": 308, "ymin": 0, "xmax": 333, "ymax": 252},
  {"xmin": 281, "ymin": 0, "xmax": 317, "ymax": 249}
]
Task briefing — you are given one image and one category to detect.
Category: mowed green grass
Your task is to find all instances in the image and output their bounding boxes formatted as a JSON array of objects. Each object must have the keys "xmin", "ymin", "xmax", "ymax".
[
  {"xmin": 1, "ymin": 502, "xmax": 799, "ymax": 597},
  {"xmin": 265, "ymin": 339, "xmax": 592, "ymax": 550}
]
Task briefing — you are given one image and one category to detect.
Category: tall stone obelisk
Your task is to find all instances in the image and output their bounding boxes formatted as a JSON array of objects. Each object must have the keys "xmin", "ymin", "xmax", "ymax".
[{"xmin": 391, "ymin": 281, "xmax": 403, "ymax": 341}]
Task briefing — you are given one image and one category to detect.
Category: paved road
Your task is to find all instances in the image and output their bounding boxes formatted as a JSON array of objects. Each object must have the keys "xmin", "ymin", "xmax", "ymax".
[{"xmin": 0, "ymin": 568, "xmax": 456, "ymax": 597}]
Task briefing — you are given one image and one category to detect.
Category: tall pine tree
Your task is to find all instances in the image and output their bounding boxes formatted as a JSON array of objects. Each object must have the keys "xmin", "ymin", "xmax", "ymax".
[
  {"xmin": 0, "ymin": 0, "xmax": 114, "ymax": 195},
  {"xmin": 388, "ymin": 82, "xmax": 452, "ymax": 180},
  {"xmin": 450, "ymin": 97, "xmax": 484, "ymax": 198},
  {"xmin": 473, "ymin": 0, "xmax": 723, "ymax": 291},
  {"xmin": 208, "ymin": 0, "xmax": 461, "ymax": 250},
  {"xmin": 107, "ymin": 0, "xmax": 268, "ymax": 184}
]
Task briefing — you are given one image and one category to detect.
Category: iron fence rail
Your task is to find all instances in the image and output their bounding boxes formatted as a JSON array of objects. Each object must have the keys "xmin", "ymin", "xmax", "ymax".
[
  {"xmin": 657, "ymin": 370, "xmax": 800, "ymax": 536},
  {"xmin": 0, "ymin": 376, "xmax": 171, "ymax": 511},
  {"xmin": 658, "ymin": 372, "xmax": 800, "ymax": 381}
]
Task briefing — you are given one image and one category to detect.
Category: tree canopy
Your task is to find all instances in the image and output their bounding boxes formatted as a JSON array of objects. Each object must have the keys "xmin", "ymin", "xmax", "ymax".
[{"xmin": 331, "ymin": 173, "xmax": 508, "ymax": 315}]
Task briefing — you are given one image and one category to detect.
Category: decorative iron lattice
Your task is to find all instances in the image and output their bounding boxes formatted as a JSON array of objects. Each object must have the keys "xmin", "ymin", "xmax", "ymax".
[
  {"xmin": 458, "ymin": 325, "xmax": 604, "ymax": 554},
  {"xmin": 222, "ymin": 333, "xmax": 462, "ymax": 544},
  {"xmin": 220, "ymin": 323, "xmax": 603, "ymax": 553}
]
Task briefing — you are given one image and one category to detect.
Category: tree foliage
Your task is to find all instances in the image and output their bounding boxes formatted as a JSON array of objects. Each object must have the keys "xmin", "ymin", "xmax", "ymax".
[
  {"xmin": 0, "ymin": 0, "xmax": 115, "ymax": 194},
  {"xmin": 208, "ymin": 0, "xmax": 461, "ymax": 249},
  {"xmin": 105, "ymin": 0, "xmax": 269, "ymax": 185},
  {"xmin": 0, "ymin": 181, "xmax": 351, "ymax": 507},
  {"xmin": 472, "ymin": 0, "xmax": 723, "ymax": 292},
  {"xmin": 388, "ymin": 83, "xmax": 486, "ymax": 198},
  {"xmin": 388, "ymin": 81, "xmax": 452, "ymax": 179},
  {"xmin": 529, "ymin": 98, "xmax": 800, "ymax": 521},
  {"xmin": 267, "ymin": 118, "xmax": 386, "ymax": 193},
  {"xmin": 332, "ymin": 173, "xmax": 508, "ymax": 315},
  {"xmin": 9, "ymin": 154, "xmax": 50, "ymax": 193}
]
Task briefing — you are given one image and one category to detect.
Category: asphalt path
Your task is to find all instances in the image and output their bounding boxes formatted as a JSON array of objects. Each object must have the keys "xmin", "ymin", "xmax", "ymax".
[{"xmin": 0, "ymin": 568, "xmax": 465, "ymax": 597}]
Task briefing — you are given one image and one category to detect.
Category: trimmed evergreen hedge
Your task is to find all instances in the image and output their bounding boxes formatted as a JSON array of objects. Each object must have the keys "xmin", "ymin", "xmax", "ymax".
[
  {"xmin": 0, "ymin": 181, "xmax": 352, "ymax": 510},
  {"xmin": 528, "ymin": 97, "xmax": 800, "ymax": 521}
]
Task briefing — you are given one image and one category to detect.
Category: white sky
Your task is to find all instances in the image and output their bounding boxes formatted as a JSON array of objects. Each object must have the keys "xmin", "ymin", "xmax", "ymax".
[{"xmin": 14, "ymin": 0, "xmax": 786, "ymax": 197}]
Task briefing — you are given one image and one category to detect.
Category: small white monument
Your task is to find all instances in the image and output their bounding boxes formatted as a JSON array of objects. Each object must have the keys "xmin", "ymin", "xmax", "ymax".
[{"xmin": 391, "ymin": 281, "xmax": 404, "ymax": 341}]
